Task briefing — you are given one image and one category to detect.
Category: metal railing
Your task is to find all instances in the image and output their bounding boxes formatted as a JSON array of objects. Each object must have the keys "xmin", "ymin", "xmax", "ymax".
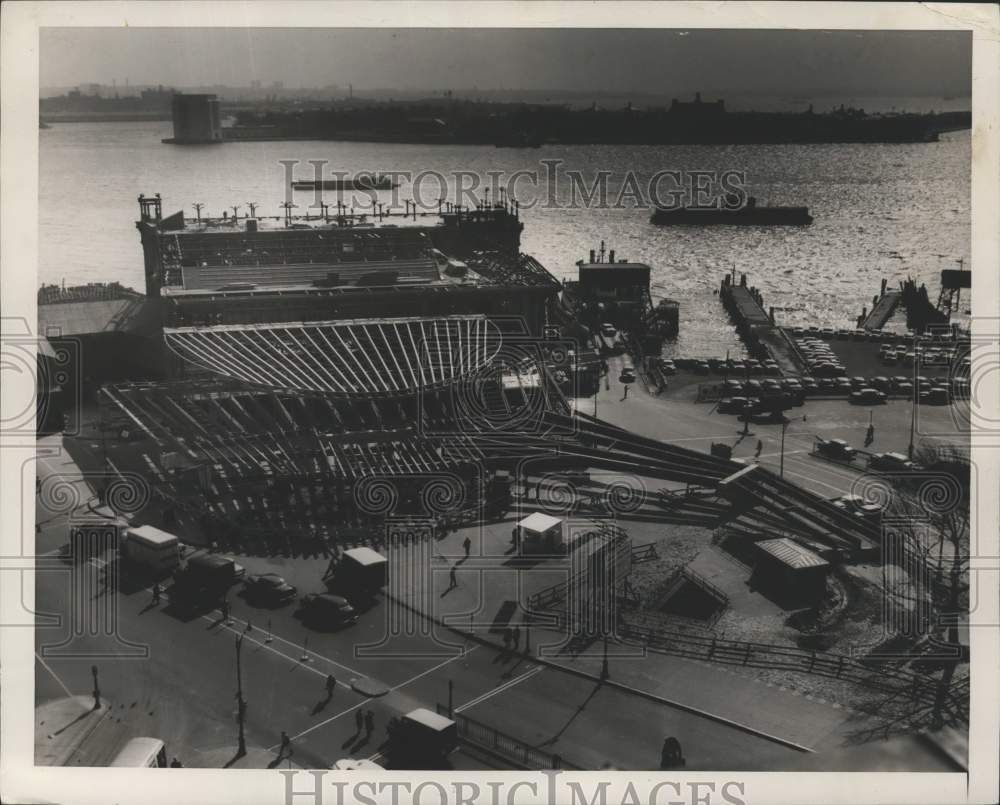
[
  {"xmin": 617, "ymin": 617, "xmax": 967, "ymax": 714},
  {"xmin": 436, "ymin": 705, "xmax": 584, "ymax": 770}
]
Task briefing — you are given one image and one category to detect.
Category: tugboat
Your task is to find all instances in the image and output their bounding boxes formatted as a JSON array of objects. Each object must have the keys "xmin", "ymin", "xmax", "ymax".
[{"xmin": 650, "ymin": 196, "xmax": 812, "ymax": 226}]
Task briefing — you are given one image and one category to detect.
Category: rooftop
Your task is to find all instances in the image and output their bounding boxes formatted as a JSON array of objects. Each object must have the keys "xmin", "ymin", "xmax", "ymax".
[{"xmin": 756, "ymin": 538, "xmax": 829, "ymax": 570}]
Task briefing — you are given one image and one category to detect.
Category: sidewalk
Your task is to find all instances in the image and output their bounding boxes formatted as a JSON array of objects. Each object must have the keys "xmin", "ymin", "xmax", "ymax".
[{"xmin": 35, "ymin": 696, "xmax": 112, "ymax": 766}]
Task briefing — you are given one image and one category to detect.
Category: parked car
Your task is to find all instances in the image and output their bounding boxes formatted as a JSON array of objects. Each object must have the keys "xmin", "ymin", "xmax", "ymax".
[
  {"xmin": 919, "ymin": 387, "xmax": 950, "ymax": 405},
  {"xmin": 243, "ymin": 573, "xmax": 297, "ymax": 605},
  {"xmin": 832, "ymin": 494, "xmax": 883, "ymax": 520},
  {"xmin": 296, "ymin": 593, "xmax": 358, "ymax": 628},
  {"xmin": 658, "ymin": 359, "xmax": 677, "ymax": 376},
  {"xmin": 619, "ymin": 367, "xmax": 636, "ymax": 384},
  {"xmin": 869, "ymin": 452, "xmax": 916, "ymax": 471},
  {"xmin": 692, "ymin": 361, "xmax": 710, "ymax": 375},
  {"xmin": 600, "ymin": 323, "xmax": 617, "ymax": 338},
  {"xmin": 718, "ymin": 396, "xmax": 754, "ymax": 415},
  {"xmin": 870, "ymin": 376, "xmax": 891, "ymax": 390},
  {"xmin": 849, "ymin": 388, "xmax": 887, "ymax": 405}
]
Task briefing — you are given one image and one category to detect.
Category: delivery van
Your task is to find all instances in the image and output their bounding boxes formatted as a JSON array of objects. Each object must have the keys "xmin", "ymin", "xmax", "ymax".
[{"xmin": 110, "ymin": 737, "xmax": 167, "ymax": 768}]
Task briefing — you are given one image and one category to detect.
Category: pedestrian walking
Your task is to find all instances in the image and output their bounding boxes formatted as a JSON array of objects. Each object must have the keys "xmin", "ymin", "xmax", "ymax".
[
  {"xmin": 221, "ymin": 599, "xmax": 230, "ymax": 622},
  {"xmin": 622, "ymin": 385, "xmax": 629, "ymax": 400},
  {"xmin": 512, "ymin": 625, "xmax": 521, "ymax": 651},
  {"xmin": 462, "ymin": 536, "xmax": 471, "ymax": 557},
  {"xmin": 151, "ymin": 583, "xmax": 161, "ymax": 605},
  {"xmin": 449, "ymin": 565, "xmax": 458, "ymax": 589},
  {"xmin": 355, "ymin": 709, "xmax": 364, "ymax": 734},
  {"xmin": 754, "ymin": 439, "xmax": 763, "ymax": 458},
  {"xmin": 660, "ymin": 738, "xmax": 671, "ymax": 769},
  {"xmin": 364, "ymin": 710, "xmax": 375, "ymax": 738},
  {"xmin": 279, "ymin": 731, "xmax": 291, "ymax": 757},
  {"xmin": 325, "ymin": 674, "xmax": 336, "ymax": 698}
]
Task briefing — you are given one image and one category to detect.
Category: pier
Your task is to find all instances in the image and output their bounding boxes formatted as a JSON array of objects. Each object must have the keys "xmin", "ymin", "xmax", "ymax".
[
  {"xmin": 719, "ymin": 273, "xmax": 808, "ymax": 376},
  {"xmin": 860, "ymin": 289, "xmax": 901, "ymax": 330}
]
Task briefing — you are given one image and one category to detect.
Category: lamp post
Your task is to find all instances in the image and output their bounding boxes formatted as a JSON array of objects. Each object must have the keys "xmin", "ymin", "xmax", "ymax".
[
  {"xmin": 779, "ymin": 413, "xmax": 808, "ymax": 478},
  {"xmin": 90, "ymin": 665, "xmax": 101, "ymax": 710},
  {"xmin": 235, "ymin": 633, "xmax": 247, "ymax": 756}
]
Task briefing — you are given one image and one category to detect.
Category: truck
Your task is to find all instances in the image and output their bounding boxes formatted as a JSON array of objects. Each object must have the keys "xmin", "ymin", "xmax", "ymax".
[
  {"xmin": 119, "ymin": 525, "xmax": 181, "ymax": 577},
  {"xmin": 328, "ymin": 547, "xmax": 388, "ymax": 602},
  {"xmin": 170, "ymin": 553, "xmax": 239, "ymax": 605},
  {"xmin": 386, "ymin": 708, "xmax": 458, "ymax": 765}
]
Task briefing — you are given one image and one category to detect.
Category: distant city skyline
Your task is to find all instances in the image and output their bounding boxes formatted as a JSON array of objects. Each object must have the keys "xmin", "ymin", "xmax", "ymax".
[{"xmin": 40, "ymin": 28, "xmax": 972, "ymax": 98}]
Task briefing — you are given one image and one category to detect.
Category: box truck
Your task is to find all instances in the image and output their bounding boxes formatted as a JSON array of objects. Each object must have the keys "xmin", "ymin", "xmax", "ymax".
[
  {"xmin": 328, "ymin": 547, "xmax": 388, "ymax": 602},
  {"xmin": 120, "ymin": 525, "xmax": 181, "ymax": 576}
]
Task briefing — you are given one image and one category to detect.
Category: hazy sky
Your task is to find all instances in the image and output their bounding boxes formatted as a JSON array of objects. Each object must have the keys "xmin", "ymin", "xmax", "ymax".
[{"xmin": 40, "ymin": 28, "xmax": 971, "ymax": 96}]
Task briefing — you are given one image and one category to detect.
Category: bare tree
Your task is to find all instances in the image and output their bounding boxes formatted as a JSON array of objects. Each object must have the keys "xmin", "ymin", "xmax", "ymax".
[{"xmin": 884, "ymin": 441, "xmax": 970, "ymax": 729}]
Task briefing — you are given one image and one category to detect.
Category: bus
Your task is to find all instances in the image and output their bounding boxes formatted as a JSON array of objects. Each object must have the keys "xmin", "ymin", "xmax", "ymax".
[{"xmin": 110, "ymin": 737, "xmax": 167, "ymax": 768}]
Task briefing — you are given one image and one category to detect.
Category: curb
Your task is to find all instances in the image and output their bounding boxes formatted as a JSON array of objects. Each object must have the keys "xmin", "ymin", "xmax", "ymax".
[{"xmin": 383, "ymin": 591, "xmax": 814, "ymax": 754}]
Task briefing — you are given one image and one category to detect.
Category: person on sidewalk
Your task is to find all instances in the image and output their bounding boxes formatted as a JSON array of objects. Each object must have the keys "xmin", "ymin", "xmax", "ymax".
[
  {"xmin": 512, "ymin": 625, "xmax": 521, "ymax": 651},
  {"xmin": 221, "ymin": 599, "xmax": 230, "ymax": 623},
  {"xmin": 462, "ymin": 536, "xmax": 471, "ymax": 557},
  {"xmin": 279, "ymin": 731, "xmax": 291, "ymax": 758},
  {"xmin": 448, "ymin": 565, "xmax": 458, "ymax": 589},
  {"xmin": 151, "ymin": 583, "xmax": 161, "ymax": 605},
  {"xmin": 355, "ymin": 708, "xmax": 364, "ymax": 735},
  {"xmin": 754, "ymin": 439, "xmax": 763, "ymax": 458},
  {"xmin": 325, "ymin": 674, "xmax": 337, "ymax": 699}
]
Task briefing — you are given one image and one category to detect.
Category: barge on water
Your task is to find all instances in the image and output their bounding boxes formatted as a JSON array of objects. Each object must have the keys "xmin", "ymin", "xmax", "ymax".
[
  {"xmin": 651, "ymin": 197, "xmax": 813, "ymax": 226},
  {"xmin": 291, "ymin": 175, "xmax": 397, "ymax": 191}
]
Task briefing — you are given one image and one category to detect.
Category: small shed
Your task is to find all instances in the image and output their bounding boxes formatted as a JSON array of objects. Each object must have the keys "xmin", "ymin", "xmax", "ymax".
[
  {"xmin": 515, "ymin": 512, "xmax": 564, "ymax": 555},
  {"xmin": 754, "ymin": 538, "xmax": 830, "ymax": 602}
]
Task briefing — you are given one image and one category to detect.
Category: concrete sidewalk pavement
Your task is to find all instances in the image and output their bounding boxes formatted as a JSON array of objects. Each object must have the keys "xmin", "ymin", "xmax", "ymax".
[{"xmin": 35, "ymin": 696, "xmax": 112, "ymax": 766}]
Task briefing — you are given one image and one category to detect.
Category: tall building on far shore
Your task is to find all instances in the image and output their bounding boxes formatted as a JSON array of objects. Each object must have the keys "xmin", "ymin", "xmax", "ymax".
[{"xmin": 163, "ymin": 93, "xmax": 222, "ymax": 144}]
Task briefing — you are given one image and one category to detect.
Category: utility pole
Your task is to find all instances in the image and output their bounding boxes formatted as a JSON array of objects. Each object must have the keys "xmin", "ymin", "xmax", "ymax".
[
  {"xmin": 193, "ymin": 202, "xmax": 204, "ymax": 223},
  {"xmin": 235, "ymin": 633, "xmax": 247, "ymax": 756}
]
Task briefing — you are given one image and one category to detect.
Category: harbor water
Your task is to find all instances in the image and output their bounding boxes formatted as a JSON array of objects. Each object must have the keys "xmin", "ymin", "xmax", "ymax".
[{"xmin": 39, "ymin": 120, "xmax": 970, "ymax": 358}]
